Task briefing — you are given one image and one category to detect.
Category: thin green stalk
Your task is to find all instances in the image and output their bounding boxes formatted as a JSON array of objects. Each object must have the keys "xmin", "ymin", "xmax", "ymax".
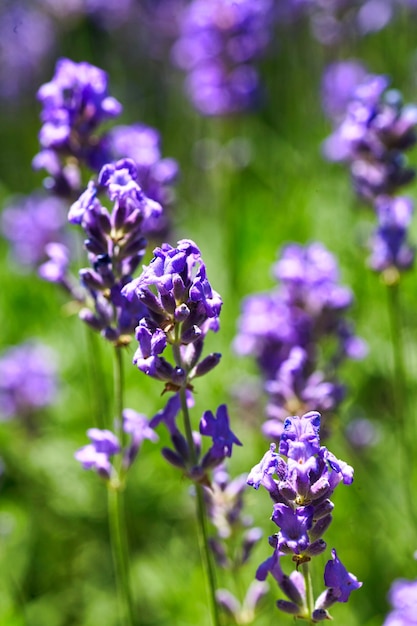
[
  {"xmin": 386, "ymin": 282, "xmax": 406, "ymax": 430},
  {"xmin": 85, "ymin": 327, "xmax": 108, "ymax": 429},
  {"xmin": 108, "ymin": 345, "xmax": 135, "ymax": 626},
  {"xmin": 301, "ymin": 561, "xmax": 314, "ymax": 622},
  {"xmin": 179, "ymin": 387, "xmax": 221, "ymax": 626},
  {"xmin": 385, "ymin": 281, "xmax": 417, "ymax": 530},
  {"xmin": 108, "ymin": 485, "xmax": 136, "ymax": 626}
]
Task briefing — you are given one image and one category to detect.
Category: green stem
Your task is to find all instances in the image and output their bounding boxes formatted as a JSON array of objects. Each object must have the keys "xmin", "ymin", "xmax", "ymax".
[
  {"xmin": 85, "ymin": 327, "xmax": 108, "ymax": 429},
  {"xmin": 386, "ymin": 283, "xmax": 406, "ymax": 430},
  {"xmin": 108, "ymin": 345, "xmax": 135, "ymax": 626},
  {"xmin": 301, "ymin": 561, "xmax": 314, "ymax": 622},
  {"xmin": 108, "ymin": 485, "xmax": 136, "ymax": 626},
  {"xmin": 114, "ymin": 345, "xmax": 127, "ymax": 448},
  {"xmin": 179, "ymin": 387, "xmax": 221, "ymax": 626},
  {"xmin": 385, "ymin": 282, "xmax": 417, "ymax": 530}
]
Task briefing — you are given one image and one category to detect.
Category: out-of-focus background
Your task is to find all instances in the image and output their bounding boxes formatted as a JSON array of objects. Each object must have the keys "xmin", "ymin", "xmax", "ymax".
[{"xmin": 1, "ymin": 1, "xmax": 417, "ymax": 625}]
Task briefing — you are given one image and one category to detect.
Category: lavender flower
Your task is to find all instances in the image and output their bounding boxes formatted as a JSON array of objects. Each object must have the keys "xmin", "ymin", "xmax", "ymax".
[
  {"xmin": 172, "ymin": 0, "xmax": 275, "ymax": 116},
  {"xmin": 383, "ymin": 577, "xmax": 417, "ymax": 625},
  {"xmin": 322, "ymin": 70, "xmax": 417, "ymax": 277},
  {"xmin": 0, "ymin": 1, "xmax": 56, "ymax": 102},
  {"xmin": 37, "ymin": 57, "xmax": 122, "ymax": 153},
  {"xmin": 34, "ymin": 58, "xmax": 122, "ymax": 196},
  {"xmin": 248, "ymin": 411, "xmax": 361, "ymax": 620},
  {"xmin": 368, "ymin": 195, "xmax": 415, "ymax": 275},
  {"xmin": 323, "ymin": 73, "xmax": 417, "ymax": 201},
  {"xmin": 235, "ymin": 242, "xmax": 365, "ymax": 436},
  {"xmin": 0, "ymin": 341, "xmax": 58, "ymax": 421},
  {"xmin": 68, "ymin": 158, "xmax": 164, "ymax": 344},
  {"xmin": 75, "ymin": 428, "xmax": 120, "ymax": 480},
  {"xmin": 75, "ymin": 411, "xmax": 157, "ymax": 479},
  {"xmin": 123, "ymin": 238, "xmax": 222, "ymax": 388}
]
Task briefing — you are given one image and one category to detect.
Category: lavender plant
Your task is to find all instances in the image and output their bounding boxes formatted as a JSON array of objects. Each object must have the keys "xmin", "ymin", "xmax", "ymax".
[
  {"xmin": 234, "ymin": 242, "xmax": 366, "ymax": 438},
  {"xmin": 248, "ymin": 410, "xmax": 362, "ymax": 621},
  {"xmin": 123, "ymin": 238, "xmax": 242, "ymax": 625}
]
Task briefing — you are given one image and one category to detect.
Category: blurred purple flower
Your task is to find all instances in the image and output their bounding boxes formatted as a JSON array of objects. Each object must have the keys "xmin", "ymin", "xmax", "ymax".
[
  {"xmin": 235, "ymin": 242, "xmax": 365, "ymax": 435},
  {"xmin": 75, "ymin": 428, "xmax": 120, "ymax": 479},
  {"xmin": 369, "ymin": 195, "xmax": 415, "ymax": 273},
  {"xmin": 172, "ymin": 0, "xmax": 275, "ymax": 116},
  {"xmin": 383, "ymin": 577, "xmax": 417, "ymax": 625},
  {"xmin": 321, "ymin": 60, "xmax": 367, "ymax": 122},
  {"xmin": 2, "ymin": 193, "xmax": 67, "ymax": 269},
  {"xmin": 0, "ymin": 2, "xmax": 56, "ymax": 102},
  {"xmin": 0, "ymin": 342, "xmax": 58, "ymax": 420}
]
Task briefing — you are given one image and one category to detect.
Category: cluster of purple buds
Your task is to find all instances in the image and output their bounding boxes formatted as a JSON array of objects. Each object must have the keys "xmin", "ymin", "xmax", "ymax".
[
  {"xmin": 235, "ymin": 242, "xmax": 366, "ymax": 438},
  {"xmin": 67, "ymin": 158, "xmax": 163, "ymax": 344},
  {"xmin": 248, "ymin": 411, "xmax": 362, "ymax": 620},
  {"xmin": 122, "ymin": 238, "xmax": 222, "ymax": 391},
  {"xmin": 150, "ymin": 397, "xmax": 241, "ymax": 483},
  {"xmin": 33, "ymin": 58, "xmax": 179, "ymax": 215},
  {"xmin": 0, "ymin": 341, "xmax": 58, "ymax": 422},
  {"xmin": 34, "ymin": 58, "xmax": 123, "ymax": 197},
  {"xmin": 172, "ymin": 0, "xmax": 275, "ymax": 116},
  {"xmin": 323, "ymin": 72, "xmax": 417, "ymax": 200},
  {"xmin": 323, "ymin": 66, "xmax": 417, "ymax": 278},
  {"xmin": 383, "ymin": 576, "xmax": 417, "ymax": 625},
  {"xmin": 75, "ymin": 409, "xmax": 158, "ymax": 483}
]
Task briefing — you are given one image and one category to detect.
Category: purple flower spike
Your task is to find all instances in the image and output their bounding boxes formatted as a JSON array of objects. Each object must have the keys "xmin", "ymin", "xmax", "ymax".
[
  {"xmin": 324, "ymin": 549, "xmax": 362, "ymax": 602},
  {"xmin": 37, "ymin": 58, "xmax": 122, "ymax": 152},
  {"xmin": 200, "ymin": 404, "xmax": 242, "ymax": 459}
]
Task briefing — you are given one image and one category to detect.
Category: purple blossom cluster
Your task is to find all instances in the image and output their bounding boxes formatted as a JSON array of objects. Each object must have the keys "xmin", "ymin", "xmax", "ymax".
[
  {"xmin": 123, "ymin": 238, "xmax": 222, "ymax": 389},
  {"xmin": 69, "ymin": 158, "xmax": 162, "ymax": 344},
  {"xmin": 235, "ymin": 242, "xmax": 365, "ymax": 438},
  {"xmin": 383, "ymin": 577, "xmax": 417, "ymax": 625},
  {"xmin": 248, "ymin": 411, "xmax": 361, "ymax": 620},
  {"xmin": 33, "ymin": 58, "xmax": 179, "ymax": 214},
  {"xmin": 172, "ymin": 0, "xmax": 275, "ymax": 116},
  {"xmin": 34, "ymin": 58, "xmax": 122, "ymax": 196},
  {"xmin": 322, "ymin": 64, "xmax": 417, "ymax": 277},
  {"xmin": 75, "ymin": 410, "xmax": 158, "ymax": 481},
  {"xmin": 0, "ymin": 341, "xmax": 58, "ymax": 421}
]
